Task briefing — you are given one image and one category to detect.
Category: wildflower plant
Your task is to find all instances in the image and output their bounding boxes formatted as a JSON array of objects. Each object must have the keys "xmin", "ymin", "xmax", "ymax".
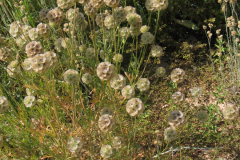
[{"xmin": 0, "ymin": 0, "xmax": 238, "ymax": 159}]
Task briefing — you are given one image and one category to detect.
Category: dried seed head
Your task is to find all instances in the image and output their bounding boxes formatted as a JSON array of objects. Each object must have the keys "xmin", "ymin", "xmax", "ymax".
[
  {"xmin": 126, "ymin": 13, "xmax": 142, "ymax": 28},
  {"xmin": 136, "ymin": 78, "xmax": 150, "ymax": 92},
  {"xmin": 39, "ymin": 9, "xmax": 50, "ymax": 22},
  {"xmin": 121, "ymin": 85, "xmax": 135, "ymax": 99},
  {"xmin": 112, "ymin": 136, "xmax": 125, "ymax": 150},
  {"xmin": 104, "ymin": 15, "xmax": 118, "ymax": 29},
  {"xmin": 7, "ymin": 60, "xmax": 20, "ymax": 77},
  {"xmin": 172, "ymin": 91, "xmax": 185, "ymax": 105},
  {"xmin": 156, "ymin": 67, "xmax": 166, "ymax": 77},
  {"xmin": 97, "ymin": 62, "xmax": 115, "ymax": 81},
  {"xmin": 67, "ymin": 137, "xmax": 84, "ymax": 153},
  {"xmin": 150, "ymin": 45, "xmax": 164, "ymax": 57},
  {"xmin": 0, "ymin": 96, "xmax": 9, "ymax": 113},
  {"xmin": 140, "ymin": 25, "xmax": 150, "ymax": 33},
  {"xmin": 164, "ymin": 127, "xmax": 178, "ymax": 141},
  {"xmin": 110, "ymin": 74, "xmax": 126, "ymax": 90},
  {"xmin": 100, "ymin": 144, "xmax": 113, "ymax": 158},
  {"xmin": 0, "ymin": 47, "xmax": 11, "ymax": 62},
  {"xmin": 81, "ymin": 73, "xmax": 93, "ymax": 84},
  {"xmin": 25, "ymin": 41, "xmax": 43, "ymax": 57},
  {"xmin": 57, "ymin": 0, "xmax": 74, "ymax": 9},
  {"xmin": 191, "ymin": 87, "xmax": 202, "ymax": 97},
  {"xmin": 98, "ymin": 114, "xmax": 115, "ymax": 132},
  {"xmin": 171, "ymin": 68, "xmax": 185, "ymax": 83},
  {"xmin": 104, "ymin": 0, "xmax": 120, "ymax": 8},
  {"xmin": 95, "ymin": 13, "xmax": 109, "ymax": 27},
  {"xmin": 113, "ymin": 7, "xmax": 127, "ymax": 23},
  {"xmin": 63, "ymin": 69, "xmax": 80, "ymax": 84},
  {"xmin": 24, "ymin": 96, "xmax": 36, "ymax": 108},
  {"xmin": 168, "ymin": 110, "xmax": 185, "ymax": 127},
  {"xmin": 100, "ymin": 107, "xmax": 114, "ymax": 116},
  {"xmin": 113, "ymin": 54, "xmax": 123, "ymax": 63},
  {"xmin": 47, "ymin": 8, "xmax": 63, "ymax": 24},
  {"xmin": 119, "ymin": 27, "xmax": 130, "ymax": 39},
  {"xmin": 141, "ymin": 32, "xmax": 154, "ymax": 44},
  {"xmin": 9, "ymin": 21, "xmax": 23, "ymax": 37},
  {"xmin": 126, "ymin": 98, "xmax": 144, "ymax": 116},
  {"xmin": 84, "ymin": 2, "xmax": 97, "ymax": 16},
  {"xmin": 222, "ymin": 102, "xmax": 239, "ymax": 120},
  {"xmin": 28, "ymin": 28, "xmax": 40, "ymax": 40}
]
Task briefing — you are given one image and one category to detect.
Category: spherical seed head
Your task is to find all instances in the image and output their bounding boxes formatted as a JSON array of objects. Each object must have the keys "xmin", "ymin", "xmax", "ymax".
[
  {"xmin": 25, "ymin": 41, "xmax": 43, "ymax": 57},
  {"xmin": 146, "ymin": 0, "xmax": 168, "ymax": 12},
  {"xmin": 156, "ymin": 67, "xmax": 166, "ymax": 77},
  {"xmin": 222, "ymin": 102, "xmax": 239, "ymax": 120},
  {"xmin": 164, "ymin": 127, "xmax": 178, "ymax": 141},
  {"xmin": 44, "ymin": 51, "xmax": 58, "ymax": 69},
  {"xmin": 126, "ymin": 98, "xmax": 144, "ymax": 116},
  {"xmin": 31, "ymin": 54, "xmax": 47, "ymax": 73},
  {"xmin": 141, "ymin": 32, "xmax": 154, "ymax": 44},
  {"xmin": 63, "ymin": 69, "xmax": 80, "ymax": 84},
  {"xmin": 168, "ymin": 110, "xmax": 185, "ymax": 127},
  {"xmin": 9, "ymin": 21, "xmax": 23, "ymax": 37},
  {"xmin": 47, "ymin": 8, "xmax": 63, "ymax": 24},
  {"xmin": 54, "ymin": 38, "xmax": 64, "ymax": 52},
  {"xmin": 129, "ymin": 26, "xmax": 141, "ymax": 36},
  {"xmin": 197, "ymin": 110, "xmax": 209, "ymax": 122},
  {"xmin": 110, "ymin": 74, "xmax": 126, "ymax": 90},
  {"xmin": 191, "ymin": 87, "xmax": 202, "ymax": 97},
  {"xmin": 16, "ymin": 36, "xmax": 27, "ymax": 49},
  {"xmin": 28, "ymin": 28, "xmax": 40, "ymax": 41},
  {"xmin": 97, "ymin": 62, "xmax": 115, "ymax": 81},
  {"xmin": 126, "ymin": 13, "xmax": 142, "ymax": 28},
  {"xmin": 0, "ymin": 96, "xmax": 9, "ymax": 113},
  {"xmin": 119, "ymin": 27, "xmax": 130, "ymax": 39},
  {"xmin": 81, "ymin": 73, "xmax": 93, "ymax": 84},
  {"xmin": 104, "ymin": 15, "xmax": 118, "ymax": 29},
  {"xmin": 22, "ymin": 57, "xmax": 33, "ymax": 71},
  {"xmin": 84, "ymin": 2, "xmax": 97, "ymax": 17},
  {"xmin": 100, "ymin": 144, "xmax": 113, "ymax": 158},
  {"xmin": 95, "ymin": 13, "xmax": 109, "ymax": 27},
  {"xmin": 79, "ymin": 44, "xmax": 87, "ymax": 53},
  {"xmin": 113, "ymin": 7, "xmax": 127, "ymax": 23},
  {"xmin": 39, "ymin": 8, "xmax": 50, "ymax": 22},
  {"xmin": 100, "ymin": 107, "xmax": 114, "ymax": 116},
  {"xmin": 170, "ymin": 68, "xmax": 185, "ymax": 83},
  {"xmin": 90, "ymin": 0, "xmax": 105, "ymax": 9},
  {"xmin": 124, "ymin": 6, "xmax": 136, "ymax": 16},
  {"xmin": 172, "ymin": 91, "xmax": 185, "ymax": 105},
  {"xmin": 150, "ymin": 45, "xmax": 164, "ymax": 57},
  {"xmin": 104, "ymin": 0, "xmax": 120, "ymax": 7},
  {"xmin": 137, "ymin": 78, "xmax": 150, "ymax": 92},
  {"xmin": 121, "ymin": 85, "xmax": 135, "ymax": 99},
  {"xmin": 37, "ymin": 23, "xmax": 49, "ymax": 37},
  {"xmin": 112, "ymin": 136, "xmax": 125, "ymax": 150},
  {"xmin": 140, "ymin": 25, "xmax": 150, "ymax": 33},
  {"xmin": 0, "ymin": 47, "xmax": 11, "ymax": 61},
  {"xmin": 67, "ymin": 137, "xmax": 84, "ymax": 153},
  {"xmin": 85, "ymin": 48, "xmax": 96, "ymax": 59},
  {"xmin": 7, "ymin": 60, "xmax": 20, "ymax": 77},
  {"xmin": 24, "ymin": 96, "xmax": 36, "ymax": 108},
  {"xmin": 57, "ymin": 0, "xmax": 74, "ymax": 9},
  {"xmin": 113, "ymin": 54, "xmax": 123, "ymax": 63},
  {"xmin": 98, "ymin": 114, "xmax": 115, "ymax": 132}
]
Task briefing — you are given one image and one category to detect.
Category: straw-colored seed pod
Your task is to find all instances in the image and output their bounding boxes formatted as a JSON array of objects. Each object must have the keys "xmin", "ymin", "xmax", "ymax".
[
  {"xmin": 126, "ymin": 98, "xmax": 144, "ymax": 116},
  {"xmin": 98, "ymin": 114, "xmax": 115, "ymax": 132}
]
